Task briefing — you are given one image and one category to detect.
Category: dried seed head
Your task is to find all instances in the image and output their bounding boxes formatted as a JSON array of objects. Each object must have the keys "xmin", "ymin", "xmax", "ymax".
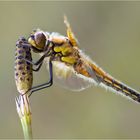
[{"xmin": 15, "ymin": 37, "xmax": 33, "ymax": 95}]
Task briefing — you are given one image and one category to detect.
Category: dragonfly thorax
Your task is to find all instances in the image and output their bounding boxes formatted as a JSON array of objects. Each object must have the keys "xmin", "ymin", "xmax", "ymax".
[{"xmin": 28, "ymin": 29, "xmax": 80, "ymax": 66}]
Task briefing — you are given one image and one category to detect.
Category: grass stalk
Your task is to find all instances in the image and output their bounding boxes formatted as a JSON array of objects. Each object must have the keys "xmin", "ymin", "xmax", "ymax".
[{"xmin": 16, "ymin": 94, "xmax": 32, "ymax": 139}]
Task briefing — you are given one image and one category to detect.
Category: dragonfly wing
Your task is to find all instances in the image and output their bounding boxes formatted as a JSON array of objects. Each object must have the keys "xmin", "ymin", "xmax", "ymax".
[
  {"xmin": 44, "ymin": 58, "xmax": 94, "ymax": 91},
  {"xmin": 83, "ymin": 62, "xmax": 101, "ymax": 84}
]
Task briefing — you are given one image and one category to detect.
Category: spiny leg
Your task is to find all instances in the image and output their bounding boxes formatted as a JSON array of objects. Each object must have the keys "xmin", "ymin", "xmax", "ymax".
[
  {"xmin": 28, "ymin": 59, "xmax": 53, "ymax": 97},
  {"xmin": 23, "ymin": 46, "xmax": 52, "ymax": 71},
  {"xmin": 33, "ymin": 62, "xmax": 43, "ymax": 71},
  {"xmin": 23, "ymin": 54, "xmax": 46, "ymax": 72}
]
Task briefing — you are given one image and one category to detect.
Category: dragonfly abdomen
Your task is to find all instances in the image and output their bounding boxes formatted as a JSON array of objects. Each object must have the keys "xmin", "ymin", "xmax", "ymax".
[
  {"xmin": 77, "ymin": 57, "xmax": 140, "ymax": 103},
  {"xmin": 101, "ymin": 75, "xmax": 140, "ymax": 103}
]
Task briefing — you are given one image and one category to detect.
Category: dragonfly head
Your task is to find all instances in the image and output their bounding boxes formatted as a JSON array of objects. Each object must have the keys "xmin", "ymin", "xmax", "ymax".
[{"xmin": 28, "ymin": 29, "xmax": 48, "ymax": 53}]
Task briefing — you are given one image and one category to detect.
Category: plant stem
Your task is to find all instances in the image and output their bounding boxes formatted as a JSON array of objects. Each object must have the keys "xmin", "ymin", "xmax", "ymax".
[{"xmin": 16, "ymin": 94, "xmax": 33, "ymax": 139}]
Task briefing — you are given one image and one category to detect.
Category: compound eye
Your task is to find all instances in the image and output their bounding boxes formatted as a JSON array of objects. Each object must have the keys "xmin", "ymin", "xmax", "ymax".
[
  {"xmin": 28, "ymin": 31, "xmax": 47, "ymax": 52},
  {"xmin": 34, "ymin": 32, "xmax": 46, "ymax": 51}
]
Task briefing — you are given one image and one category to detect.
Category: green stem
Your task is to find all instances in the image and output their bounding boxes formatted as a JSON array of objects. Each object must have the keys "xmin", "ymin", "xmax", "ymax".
[{"xmin": 16, "ymin": 95, "xmax": 33, "ymax": 139}]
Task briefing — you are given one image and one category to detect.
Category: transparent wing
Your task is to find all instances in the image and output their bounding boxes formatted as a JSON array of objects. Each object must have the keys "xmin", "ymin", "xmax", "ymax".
[{"xmin": 44, "ymin": 58, "xmax": 95, "ymax": 91}]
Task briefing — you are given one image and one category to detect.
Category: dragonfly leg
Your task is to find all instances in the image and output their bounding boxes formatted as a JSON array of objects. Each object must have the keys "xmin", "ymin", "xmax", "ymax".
[
  {"xmin": 23, "ymin": 53, "xmax": 49, "ymax": 71},
  {"xmin": 32, "ymin": 62, "xmax": 43, "ymax": 71},
  {"xmin": 24, "ymin": 47, "xmax": 51, "ymax": 71},
  {"xmin": 28, "ymin": 59, "xmax": 53, "ymax": 97},
  {"xmin": 29, "ymin": 54, "xmax": 46, "ymax": 65}
]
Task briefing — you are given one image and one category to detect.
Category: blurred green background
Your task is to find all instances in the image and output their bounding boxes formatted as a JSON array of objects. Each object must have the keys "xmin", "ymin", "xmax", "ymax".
[{"xmin": 1, "ymin": 1, "xmax": 140, "ymax": 139}]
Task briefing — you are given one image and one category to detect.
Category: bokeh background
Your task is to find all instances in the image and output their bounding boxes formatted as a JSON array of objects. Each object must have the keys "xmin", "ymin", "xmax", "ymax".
[{"xmin": 1, "ymin": 1, "xmax": 140, "ymax": 139}]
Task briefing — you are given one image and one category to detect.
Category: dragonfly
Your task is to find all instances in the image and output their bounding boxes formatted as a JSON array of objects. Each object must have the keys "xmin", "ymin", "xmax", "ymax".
[{"xmin": 22, "ymin": 16, "xmax": 140, "ymax": 103}]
